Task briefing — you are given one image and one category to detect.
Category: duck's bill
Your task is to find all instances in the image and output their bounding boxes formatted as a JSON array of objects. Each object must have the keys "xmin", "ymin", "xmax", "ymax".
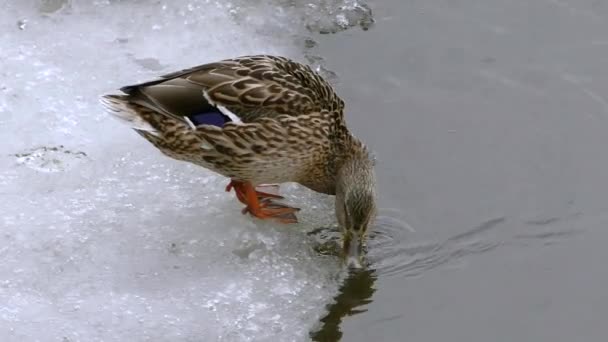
[{"xmin": 343, "ymin": 234, "xmax": 364, "ymax": 269}]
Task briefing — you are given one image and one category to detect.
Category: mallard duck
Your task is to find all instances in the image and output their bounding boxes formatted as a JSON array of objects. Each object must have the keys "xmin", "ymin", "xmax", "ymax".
[{"xmin": 101, "ymin": 55, "xmax": 376, "ymax": 265}]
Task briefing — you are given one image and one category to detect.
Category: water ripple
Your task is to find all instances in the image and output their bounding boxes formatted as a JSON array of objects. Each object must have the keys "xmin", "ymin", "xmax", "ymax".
[
  {"xmin": 310, "ymin": 209, "xmax": 587, "ymax": 340},
  {"xmin": 367, "ymin": 215, "xmax": 504, "ymax": 278}
]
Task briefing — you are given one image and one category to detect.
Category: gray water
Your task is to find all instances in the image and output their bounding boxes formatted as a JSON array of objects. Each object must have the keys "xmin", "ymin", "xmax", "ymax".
[{"xmin": 315, "ymin": 0, "xmax": 608, "ymax": 340}]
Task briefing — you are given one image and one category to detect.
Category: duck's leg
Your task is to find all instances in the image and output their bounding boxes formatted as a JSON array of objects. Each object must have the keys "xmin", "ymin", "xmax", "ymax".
[
  {"xmin": 225, "ymin": 180, "xmax": 299, "ymax": 223},
  {"xmin": 241, "ymin": 182, "xmax": 301, "ymax": 223},
  {"xmin": 226, "ymin": 180, "xmax": 247, "ymax": 204},
  {"xmin": 225, "ymin": 180, "xmax": 284, "ymax": 204},
  {"xmin": 252, "ymin": 184, "xmax": 283, "ymax": 200}
]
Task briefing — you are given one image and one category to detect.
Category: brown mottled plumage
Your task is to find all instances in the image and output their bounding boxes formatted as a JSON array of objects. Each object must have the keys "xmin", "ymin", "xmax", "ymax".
[{"xmin": 101, "ymin": 55, "xmax": 376, "ymax": 266}]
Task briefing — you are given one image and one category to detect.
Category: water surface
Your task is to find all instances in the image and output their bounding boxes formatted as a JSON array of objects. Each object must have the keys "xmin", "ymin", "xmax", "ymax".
[{"xmin": 316, "ymin": 0, "xmax": 608, "ymax": 340}]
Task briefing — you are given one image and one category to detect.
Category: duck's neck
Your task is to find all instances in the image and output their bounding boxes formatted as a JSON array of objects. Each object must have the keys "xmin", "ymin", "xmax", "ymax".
[
  {"xmin": 300, "ymin": 132, "xmax": 371, "ymax": 195},
  {"xmin": 333, "ymin": 143, "xmax": 374, "ymax": 193}
]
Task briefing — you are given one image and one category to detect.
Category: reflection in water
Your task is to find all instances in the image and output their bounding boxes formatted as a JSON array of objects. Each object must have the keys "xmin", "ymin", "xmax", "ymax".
[
  {"xmin": 308, "ymin": 212, "xmax": 512, "ymax": 341},
  {"xmin": 309, "ymin": 208, "xmax": 583, "ymax": 340},
  {"xmin": 310, "ymin": 268, "xmax": 377, "ymax": 342},
  {"xmin": 307, "ymin": 211, "xmax": 408, "ymax": 341}
]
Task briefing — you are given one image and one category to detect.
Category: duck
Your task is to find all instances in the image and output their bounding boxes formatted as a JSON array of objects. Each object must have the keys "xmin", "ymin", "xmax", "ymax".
[{"xmin": 100, "ymin": 54, "xmax": 376, "ymax": 266}]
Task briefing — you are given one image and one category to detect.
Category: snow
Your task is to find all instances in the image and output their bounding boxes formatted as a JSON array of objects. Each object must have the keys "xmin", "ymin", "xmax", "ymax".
[{"xmin": 0, "ymin": 1, "xmax": 370, "ymax": 340}]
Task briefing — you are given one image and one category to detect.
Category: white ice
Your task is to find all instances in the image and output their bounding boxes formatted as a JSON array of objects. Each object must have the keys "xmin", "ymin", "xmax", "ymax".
[{"xmin": 0, "ymin": 1, "xmax": 351, "ymax": 341}]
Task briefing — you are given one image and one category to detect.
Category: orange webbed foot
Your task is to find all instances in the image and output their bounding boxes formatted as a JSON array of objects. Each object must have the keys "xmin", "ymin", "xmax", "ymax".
[
  {"xmin": 226, "ymin": 181, "xmax": 284, "ymax": 204},
  {"xmin": 241, "ymin": 198, "xmax": 300, "ymax": 224},
  {"xmin": 226, "ymin": 180, "xmax": 299, "ymax": 224}
]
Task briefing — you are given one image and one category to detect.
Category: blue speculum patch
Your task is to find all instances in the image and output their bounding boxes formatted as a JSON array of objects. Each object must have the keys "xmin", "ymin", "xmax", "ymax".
[{"xmin": 188, "ymin": 110, "xmax": 231, "ymax": 127}]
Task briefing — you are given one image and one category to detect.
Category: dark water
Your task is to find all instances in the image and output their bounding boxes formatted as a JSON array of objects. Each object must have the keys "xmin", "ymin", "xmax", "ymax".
[{"xmin": 311, "ymin": 0, "xmax": 608, "ymax": 340}]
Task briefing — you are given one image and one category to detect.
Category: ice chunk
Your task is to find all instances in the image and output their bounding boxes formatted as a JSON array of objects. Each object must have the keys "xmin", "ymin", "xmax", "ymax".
[{"xmin": 304, "ymin": 0, "xmax": 375, "ymax": 34}]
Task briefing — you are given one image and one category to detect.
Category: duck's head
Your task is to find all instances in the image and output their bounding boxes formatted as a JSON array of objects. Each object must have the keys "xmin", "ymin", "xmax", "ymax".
[{"xmin": 335, "ymin": 153, "xmax": 377, "ymax": 268}]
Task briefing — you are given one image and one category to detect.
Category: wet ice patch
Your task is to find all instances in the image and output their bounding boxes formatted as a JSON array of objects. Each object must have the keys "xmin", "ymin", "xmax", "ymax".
[
  {"xmin": 226, "ymin": 0, "xmax": 375, "ymax": 35},
  {"xmin": 37, "ymin": 0, "xmax": 70, "ymax": 14},
  {"xmin": 132, "ymin": 57, "xmax": 166, "ymax": 71},
  {"xmin": 12, "ymin": 145, "xmax": 88, "ymax": 173},
  {"xmin": 304, "ymin": 0, "xmax": 375, "ymax": 34}
]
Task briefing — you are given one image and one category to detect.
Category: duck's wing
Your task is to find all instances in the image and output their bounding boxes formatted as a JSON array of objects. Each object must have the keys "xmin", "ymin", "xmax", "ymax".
[{"xmin": 119, "ymin": 55, "xmax": 344, "ymax": 123}]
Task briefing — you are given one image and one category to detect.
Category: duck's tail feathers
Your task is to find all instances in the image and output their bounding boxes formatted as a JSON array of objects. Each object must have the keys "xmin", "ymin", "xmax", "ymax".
[{"xmin": 99, "ymin": 94, "xmax": 159, "ymax": 136}]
